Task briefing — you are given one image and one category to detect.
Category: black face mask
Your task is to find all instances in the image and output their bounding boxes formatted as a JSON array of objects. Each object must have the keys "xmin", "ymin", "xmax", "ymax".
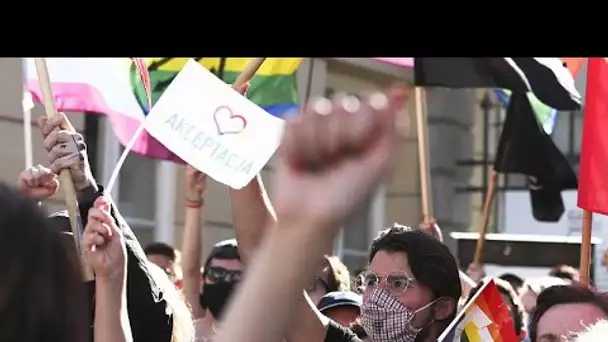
[{"xmin": 199, "ymin": 281, "xmax": 238, "ymax": 319}]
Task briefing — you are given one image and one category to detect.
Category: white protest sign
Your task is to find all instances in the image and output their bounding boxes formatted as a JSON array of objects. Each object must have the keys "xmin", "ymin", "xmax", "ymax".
[{"xmin": 144, "ymin": 59, "xmax": 285, "ymax": 189}]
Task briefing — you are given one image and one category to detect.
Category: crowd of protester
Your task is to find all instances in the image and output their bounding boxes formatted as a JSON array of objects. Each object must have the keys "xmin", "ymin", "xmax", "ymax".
[{"xmin": 3, "ymin": 87, "xmax": 608, "ymax": 342}]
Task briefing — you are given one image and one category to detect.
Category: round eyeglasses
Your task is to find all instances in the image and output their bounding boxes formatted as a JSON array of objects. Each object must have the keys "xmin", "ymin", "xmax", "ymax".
[{"xmin": 358, "ymin": 270, "xmax": 415, "ymax": 294}]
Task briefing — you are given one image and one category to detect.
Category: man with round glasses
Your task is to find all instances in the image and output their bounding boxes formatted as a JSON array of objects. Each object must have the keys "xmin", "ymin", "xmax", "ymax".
[
  {"xmin": 342, "ymin": 224, "xmax": 461, "ymax": 342},
  {"xmin": 211, "ymin": 91, "xmax": 462, "ymax": 342}
]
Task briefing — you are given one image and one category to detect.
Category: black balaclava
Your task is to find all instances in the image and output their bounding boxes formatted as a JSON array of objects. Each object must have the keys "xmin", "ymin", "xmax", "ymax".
[{"xmin": 199, "ymin": 239, "xmax": 240, "ymax": 319}]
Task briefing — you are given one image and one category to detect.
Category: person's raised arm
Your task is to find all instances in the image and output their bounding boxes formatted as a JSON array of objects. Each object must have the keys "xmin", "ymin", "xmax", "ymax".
[
  {"xmin": 229, "ymin": 174, "xmax": 276, "ymax": 263},
  {"xmin": 84, "ymin": 197, "xmax": 132, "ymax": 342},
  {"xmin": 38, "ymin": 112, "xmax": 174, "ymax": 342},
  {"xmin": 181, "ymin": 165, "xmax": 207, "ymax": 319},
  {"xmin": 214, "ymin": 89, "xmax": 405, "ymax": 342},
  {"xmin": 227, "ymin": 83, "xmax": 276, "ymax": 264}
]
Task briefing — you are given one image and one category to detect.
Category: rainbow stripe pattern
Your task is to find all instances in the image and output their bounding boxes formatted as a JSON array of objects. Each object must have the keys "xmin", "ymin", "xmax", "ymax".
[
  {"xmin": 131, "ymin": 58, "xmax": 302, "ymax": 118},
  {"xmin": 438, "ymin": 279, "xmax": 517, "ymax": 342},
  {"xmin": 25, "ymin": 58, "xmax": 302, "ymax": 162}
]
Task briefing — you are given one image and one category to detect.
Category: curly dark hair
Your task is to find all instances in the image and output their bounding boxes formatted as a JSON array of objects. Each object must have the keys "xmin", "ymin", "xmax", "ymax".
[{"xmin": 369, "ymin": 223, "xmax": 461, "ymax": 341}]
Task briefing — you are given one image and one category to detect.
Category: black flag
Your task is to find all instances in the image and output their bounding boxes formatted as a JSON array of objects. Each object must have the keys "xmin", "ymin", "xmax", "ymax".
[
  {"xmin": 414, "ymin": 58, "xmax": 581, "ymax": 111},
  {"xmin": 494, "ymin": 92, "xmax": 578, "ymax": 222}
]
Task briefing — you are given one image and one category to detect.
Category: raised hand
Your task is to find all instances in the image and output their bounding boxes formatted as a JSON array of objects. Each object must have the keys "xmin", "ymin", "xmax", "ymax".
[
  {"xmin": 273, "ymin": 88, "xmax": 409, "ymax": 229},
  {"xmin": 17, "ymin": 164, "xmax": 59, "ymax": 201},
  {"xmin": 37, "ymin": 113, "xmax": 93, "ymax": 191},
  {"xmin": 186, "ymin": 165, "xmax": 208, "ymax": 203},
  {"xmin": 83, "ymin": 197, "xmax": 126, "ymax": 281}
]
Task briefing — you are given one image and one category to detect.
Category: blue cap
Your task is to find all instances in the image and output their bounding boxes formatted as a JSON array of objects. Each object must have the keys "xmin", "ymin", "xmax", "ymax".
[{"xmin": 317, "ymin": 291, "xmax": 362, "ymax": 313}]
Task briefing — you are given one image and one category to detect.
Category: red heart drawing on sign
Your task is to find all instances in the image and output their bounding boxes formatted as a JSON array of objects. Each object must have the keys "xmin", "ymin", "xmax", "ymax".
[{"xmin": 213, "ymin": 105, "xmax": 247, "ymax": 136}]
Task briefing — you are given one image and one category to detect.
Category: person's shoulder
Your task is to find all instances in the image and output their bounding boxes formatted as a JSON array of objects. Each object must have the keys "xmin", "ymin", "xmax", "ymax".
[{"xmin": 324, "ymin": 320, "xmax": 363, "ymax": 342}]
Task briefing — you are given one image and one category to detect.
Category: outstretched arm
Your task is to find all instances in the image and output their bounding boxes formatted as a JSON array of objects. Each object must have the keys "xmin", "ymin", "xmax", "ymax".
[
  {"xmin": 215, "ymin": 90, "xmax": 403, "ymax": 342},
  {"xmin": 181, "ymin": 166, "xmax": 207, "ymax": 319}
]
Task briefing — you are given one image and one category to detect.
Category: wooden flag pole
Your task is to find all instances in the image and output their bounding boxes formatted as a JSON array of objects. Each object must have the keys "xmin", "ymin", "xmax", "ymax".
[
  {"xmin": 580, "ymin": 210, "xmax": 593, "ymax": 286},
  {"xmin": 233, "ymin": 58, "xmax": 266, "ymax": 89},
  {"xmin": 414, "ymin": 87, "xmax": 434, "ymax": 223},
  {"xmin": 34, "ymin": 58, "xmax": 94, "ymax": 281},
  {"xmin": 473, "ymin": 171, "xmax": 498, "ymax": 264}
]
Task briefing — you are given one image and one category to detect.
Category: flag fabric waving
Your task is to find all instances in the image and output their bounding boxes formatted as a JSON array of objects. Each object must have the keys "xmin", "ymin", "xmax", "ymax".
[
  {"xmin": 373, "ymin": 57, "xmax": 414, "ymax": 68},
  {"xmin": 578, "ymin": 58, "xmax": 608, "ymax": 215},
  {"xmin": 24, "ymin": 58, "xmax": 302, "ymax": 162},
  {"xmin": 414, "ymin": 58, "xmax": 581, "ymax": 111},
  {"xmin": 438, "ymin": 279, "xmax": 518, "ymax": 342},
  {"xmin": 561, "ymin": 57, "xmax": 585, "ymax": 77},
  {"xmin": 494, "ymin": 92, "xmax": 577, "ymax": 222},
  {"xmin": 494, "ymin": 89, "xmax": 558, "ymax": 135}
]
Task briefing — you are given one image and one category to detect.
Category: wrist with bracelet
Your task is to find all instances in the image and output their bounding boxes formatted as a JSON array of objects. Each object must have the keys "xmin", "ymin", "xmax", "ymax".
[{"xmin": 186, "ymin": 197, "xmax": 204, "ymax": 209}]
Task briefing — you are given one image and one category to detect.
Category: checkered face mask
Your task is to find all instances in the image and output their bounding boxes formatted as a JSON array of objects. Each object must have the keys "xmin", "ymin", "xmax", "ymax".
[{"xmin": 360, "ymin": 286, "xmax": 435, "ymax": 342}]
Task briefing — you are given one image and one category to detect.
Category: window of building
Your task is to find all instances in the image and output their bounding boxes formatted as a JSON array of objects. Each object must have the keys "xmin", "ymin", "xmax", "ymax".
[{"xmin": 117, "ymin": 147, "xmax": 157, "ymax": 234}]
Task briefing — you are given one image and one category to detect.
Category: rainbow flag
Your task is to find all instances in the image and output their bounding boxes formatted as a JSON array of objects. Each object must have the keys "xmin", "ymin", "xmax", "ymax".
[
  {"xmin": 438, "ymin": 279, "xmax": 517, "ymax": 342},
  {"xmin": 25, "ymin": 58, "xmax": 302, "ymax": 162}
]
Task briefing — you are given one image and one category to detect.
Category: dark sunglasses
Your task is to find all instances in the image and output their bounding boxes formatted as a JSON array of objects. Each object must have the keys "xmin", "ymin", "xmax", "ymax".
[{"xmin": 204, "ymin": 266, "xmax": 242, "ymax": 283}]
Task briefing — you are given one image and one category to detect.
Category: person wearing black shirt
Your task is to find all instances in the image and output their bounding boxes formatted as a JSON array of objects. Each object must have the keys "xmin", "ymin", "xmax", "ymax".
[{"xmin": 37, "ymin": 113, "xmax": 174, "ymax": 342}]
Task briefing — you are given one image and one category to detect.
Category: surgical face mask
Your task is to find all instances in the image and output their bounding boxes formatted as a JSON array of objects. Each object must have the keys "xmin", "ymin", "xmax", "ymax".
[{"xmin": 360, "ymin": 286, "xmax": 437, "ymax": 342}]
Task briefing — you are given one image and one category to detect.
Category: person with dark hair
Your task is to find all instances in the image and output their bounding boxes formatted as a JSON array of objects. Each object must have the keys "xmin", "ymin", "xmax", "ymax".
[
  {"xmin": 144, "ymin": 241, "xmax": 182, "ymax": 284},
  {"xmin": 529, "ymin": 285, "xmax": 608, "ymax": 341},
  {"xmin": 31, "ymin": 112, "xmax": 174, "ymax": 342},
  {"xmin": 180, "ymin": 165, "xmax": 244, "ymax": 341},
  {"xmin": 200, "ymin": 239, "xmax": 242, "ymax": 318},
  {"xmin": 466, "ymin": 278, "xmax": 528, "ymax": 341},
  {"xmin": 549, "ymin": 264, "xmax": 580, "ymax": 283},
  {"xmin": 499, "ymin": 273, "xmax": 525, "ymax": 294},
  {"xmin": 360, "ymin": 224, "xmax": 461, "ymax": 342},
  {"xmin": 0, "ymin": 182, "xmax": 90, "ymax": 342}
]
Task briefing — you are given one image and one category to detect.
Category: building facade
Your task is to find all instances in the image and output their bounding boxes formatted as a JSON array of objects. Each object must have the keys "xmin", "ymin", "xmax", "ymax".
[{"xmin": 0, "ymin": 58, "xmax": 484, "ymax": 271}]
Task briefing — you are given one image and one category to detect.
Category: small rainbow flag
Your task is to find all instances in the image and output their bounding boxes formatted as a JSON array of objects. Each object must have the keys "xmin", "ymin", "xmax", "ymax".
[{"xmin": 438, "ymin": 279, "xmax": 517, "ymax": 342}]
